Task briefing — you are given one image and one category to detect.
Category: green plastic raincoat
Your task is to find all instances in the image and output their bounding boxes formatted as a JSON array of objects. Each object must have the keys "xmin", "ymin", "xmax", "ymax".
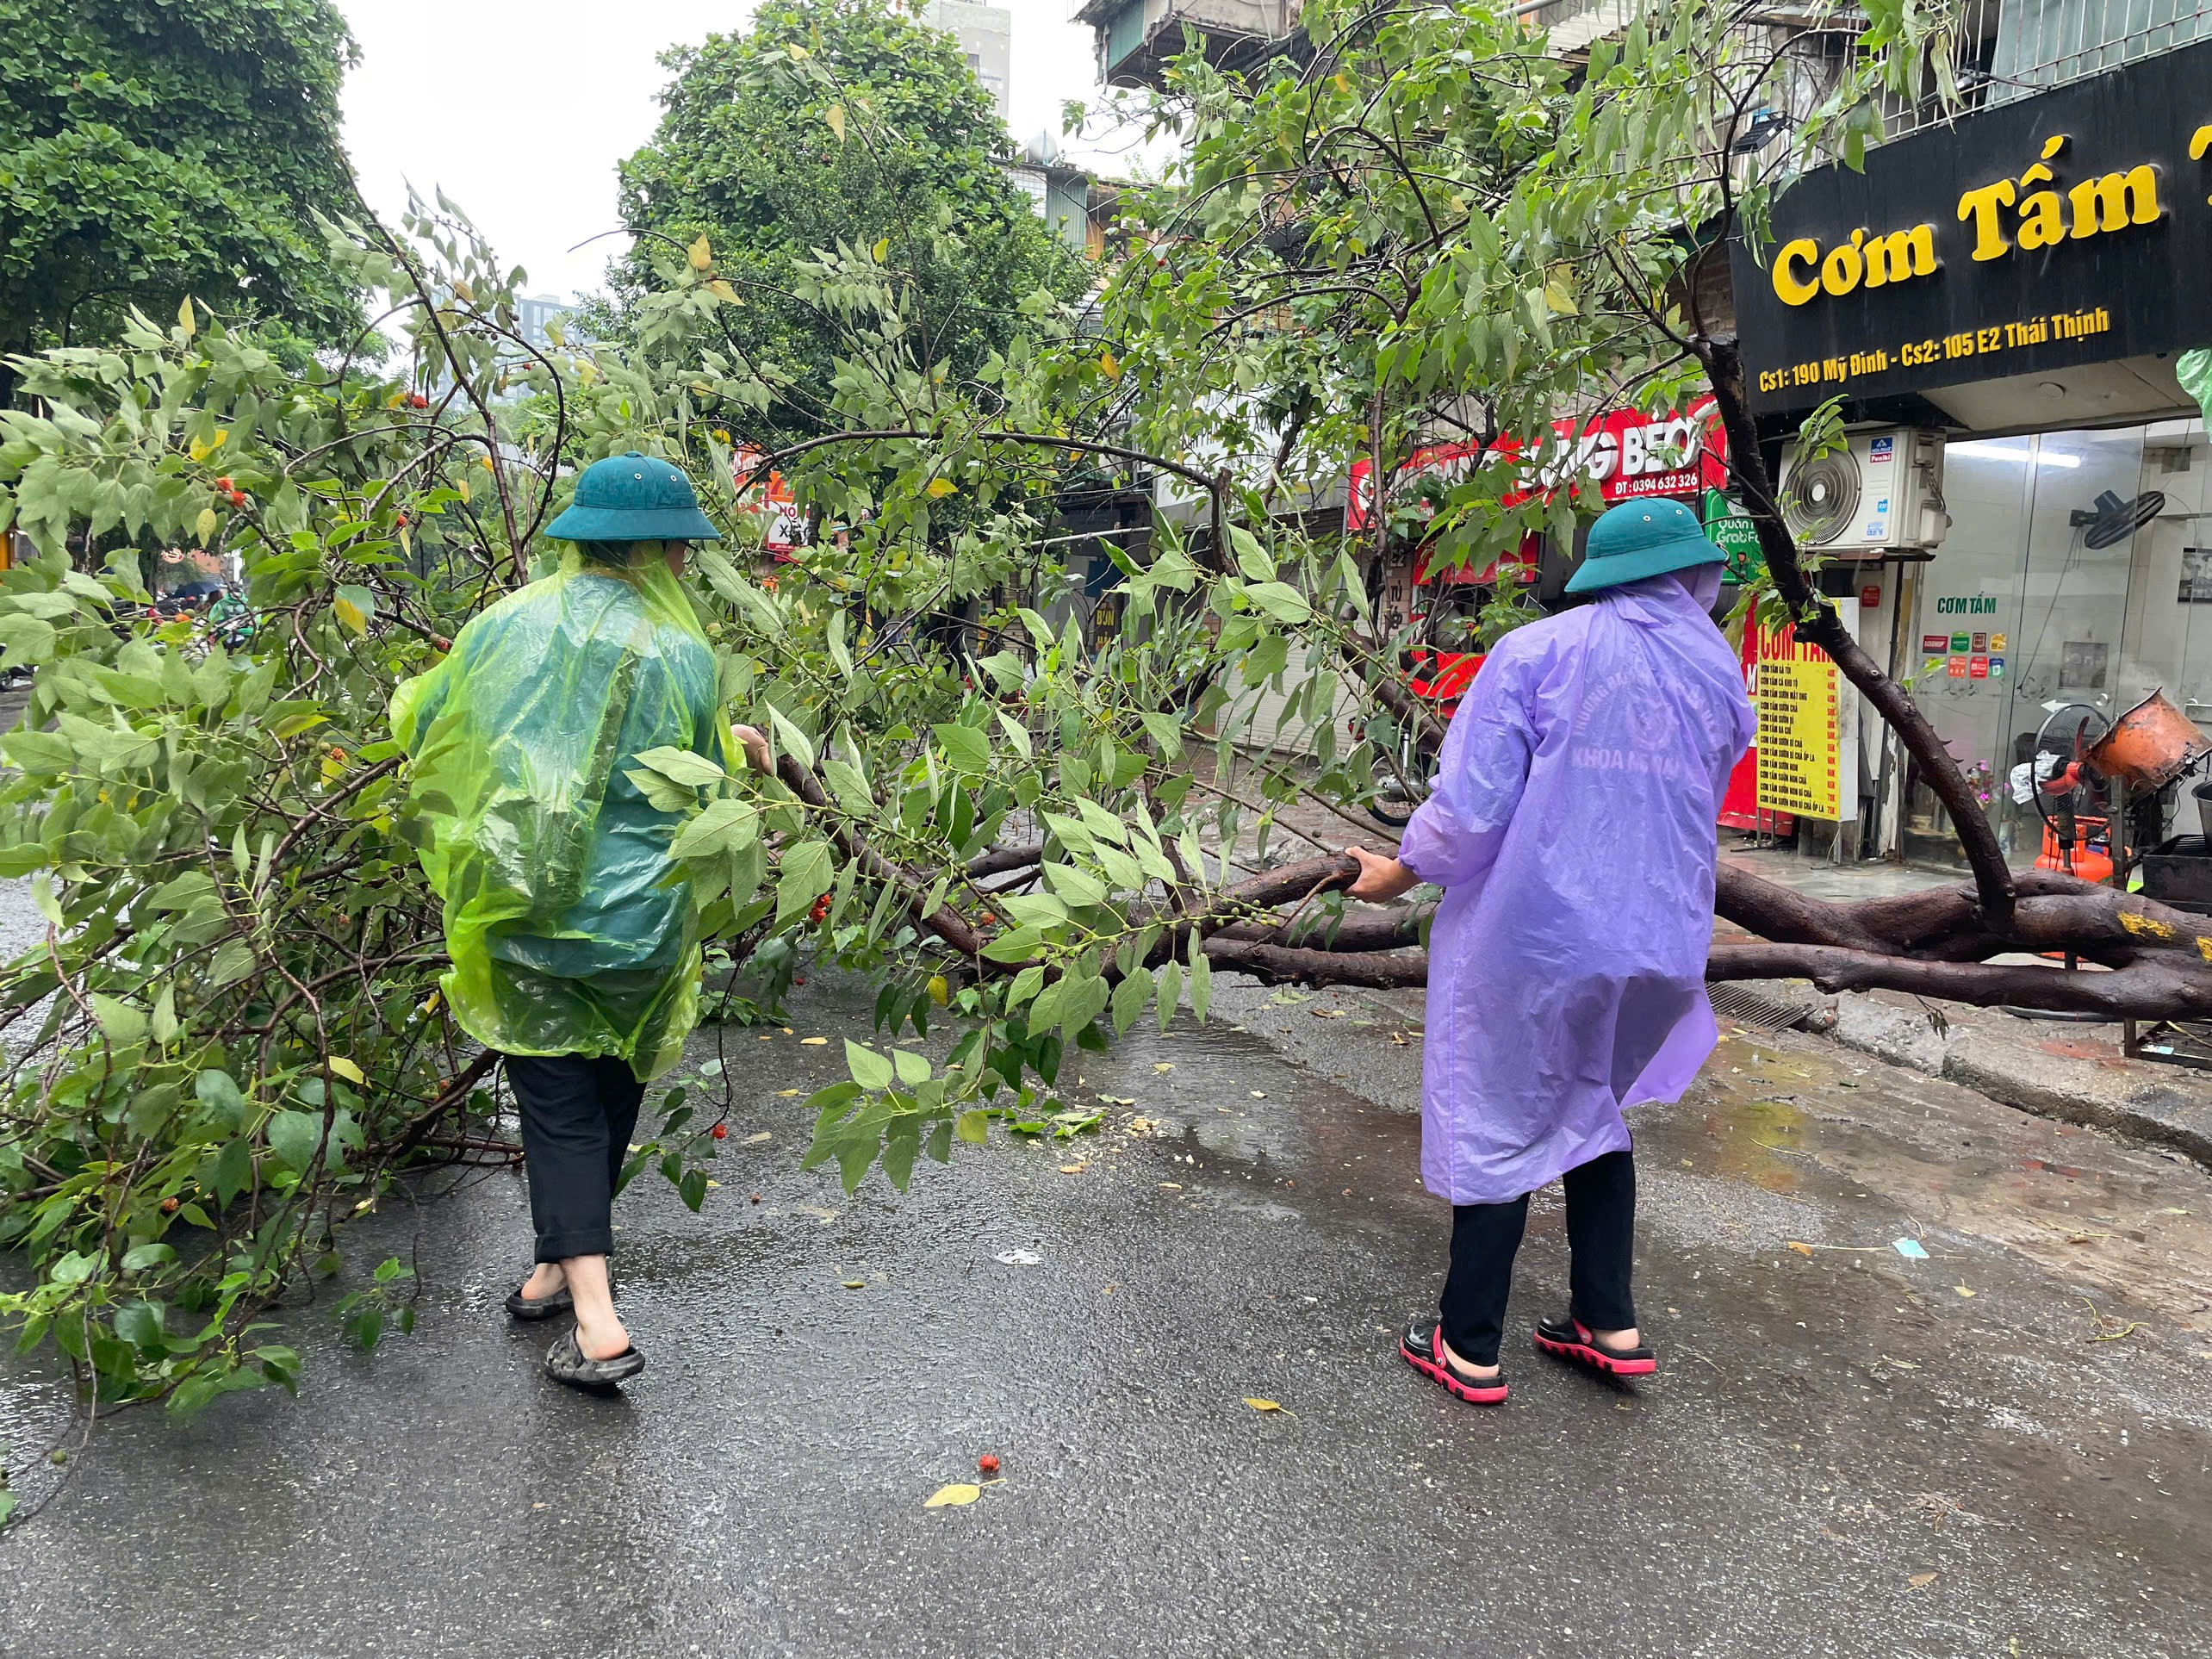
[{"xmin": 392, "ymin": 549, "xmax": 723, "ymax": 1079}]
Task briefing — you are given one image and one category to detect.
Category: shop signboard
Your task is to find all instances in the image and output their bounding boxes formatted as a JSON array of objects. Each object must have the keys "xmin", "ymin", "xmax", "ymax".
[
  {"xmin": 1730, "ymin": 39, "xmax": 2212, "ymax": 413},
  {"xmin": 1345, "ymin": 398, "xmax": 1729, "ymax": 534},
  {"xmin": 1755, "ymin": 626, "xmax": 1842, "ymax": 820},
  {"xmin": 1702, "ymin": 488, "xmax": 1763, "ymax": 582},
  {"xmin": 730, "ymin": 446, "xmax": 806, "ymax": 554}
]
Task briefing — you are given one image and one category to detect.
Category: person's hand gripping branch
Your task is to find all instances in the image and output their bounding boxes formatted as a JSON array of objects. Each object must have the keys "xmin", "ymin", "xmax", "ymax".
[
  {"xmin": 1345, "ymin": 844, "xmax": 1420, "ymax": 904},
  {"xmin": 730, "ymin": 723, "xmax": 774, "ymax": 776}
]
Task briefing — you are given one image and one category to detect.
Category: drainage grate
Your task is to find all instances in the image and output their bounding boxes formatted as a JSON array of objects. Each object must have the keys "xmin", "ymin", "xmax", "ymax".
[{"xmin": 1709, "ymin": 985, "xmax": 1815, "ymax": 1033}]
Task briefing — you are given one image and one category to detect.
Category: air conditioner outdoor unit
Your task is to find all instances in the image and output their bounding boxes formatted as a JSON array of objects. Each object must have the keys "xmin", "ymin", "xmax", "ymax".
[{"xmin": 1777, "ymin": 426, "xmax": 1948, "ymax": 556}]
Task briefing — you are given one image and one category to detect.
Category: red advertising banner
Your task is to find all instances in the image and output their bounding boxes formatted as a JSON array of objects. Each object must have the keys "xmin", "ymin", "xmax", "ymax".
[
  {"xmin": 1345, "ymin": 395, "xmax": 1730, "ymax": 536},
  {"xmin": 731, "ymin": 446, "xmax": 806, "ymax": 554}
]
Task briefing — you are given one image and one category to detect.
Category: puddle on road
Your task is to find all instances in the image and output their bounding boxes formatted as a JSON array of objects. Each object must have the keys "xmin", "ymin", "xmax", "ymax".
[{"xmin": 1662, "ymin": 1026, "xmax": 2212, "ymax": 1327}]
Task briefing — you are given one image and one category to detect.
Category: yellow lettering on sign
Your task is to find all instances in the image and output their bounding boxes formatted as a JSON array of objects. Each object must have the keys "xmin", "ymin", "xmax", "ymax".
[
  {"xmin": 1774, "ymin": 238, "xmax": 1821, "ymax": 306},
  {"xmin": 1862, "ymin": 225, "xmax": 1936, "ymax": 288},
  {"xmin": 1957, "ymin": 178, "xmax": 2018, "ymax": 261},
  {"xmin": 2067, "ymin": 165, "xmax": 2163, "ymax": 237}
]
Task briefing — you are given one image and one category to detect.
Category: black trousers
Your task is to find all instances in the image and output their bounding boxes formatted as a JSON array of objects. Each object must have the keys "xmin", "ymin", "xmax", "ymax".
[
  {"xmin": 1439, "ymin": 1148, "xmax": 1637, "ymax": 1366},
  {"xmin": 506, "ymin": 1053, "xmax": 646, "ymax": 1264}
]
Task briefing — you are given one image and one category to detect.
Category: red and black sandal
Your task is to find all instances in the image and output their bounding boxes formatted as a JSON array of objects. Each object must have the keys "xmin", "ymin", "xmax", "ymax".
[
  {"xmin": 1399, "ymin": 1322, "xmax": 1509, "ymax": 1405},
  {"xmin": 1532, "ymin": 1314, "xmax": 1656, "ymax": 1377}
]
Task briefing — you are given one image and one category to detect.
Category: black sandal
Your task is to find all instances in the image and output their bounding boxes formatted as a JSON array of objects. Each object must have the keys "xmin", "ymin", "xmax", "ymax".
[
  {"xmin": 505, "ymin": 1277, "xmax": 573, "ymax": 1320},
  {"xmin": 1533, "ymin": 1314, "xmax": 1656, "ymax": 1377},
  {"xmin": 544, "ymin": 1326, "xmax": 645, "ymax": 1389},
  {"xmin": 1399, "ymin": 1322, "xmax": 1508, "ymax": 1405}
]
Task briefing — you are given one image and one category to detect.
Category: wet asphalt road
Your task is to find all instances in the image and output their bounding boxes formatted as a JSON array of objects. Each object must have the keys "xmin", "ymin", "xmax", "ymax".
[{"xmin": 5, "ymin": 972, "xmax": 2212, "ymax": 1658}]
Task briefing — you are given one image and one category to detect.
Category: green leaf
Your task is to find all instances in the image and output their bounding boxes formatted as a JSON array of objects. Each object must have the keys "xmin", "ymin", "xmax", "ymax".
[
  {"xmin": 1155, "ymin": 959, "xmax": 1183, "ymax": 1032},
  {"xmin": 1110, "ymin": 966, "xmax": 1152, "ymax": 1035},
  {"xmin": 680, "ymin": 1168, "xmax": 708, "ymax": 1212},
  {"xmin": 845, "ymin": 1039, "xmax": 895, "ymax": 1091},
  {"xmin": 774, "ymin": 839, "xmax": 834, "ymax": 923},
  {"xmin": 89, "ymin": 993, "xmax": 147, "ymax": 1047},
  {"xmin": 114, "ymin": 1301, "xmax": 165, "ymax": 1350},
  {"xmin": 1140, "ymin": 711, "xmax": 1184, "ymax": 758},
  {"xmin": 633, "ymin": 745, "xmax": 730, "ymax": 789},
  {"xmin": 1228, "ymin": 525, "xmax": 1276, "ymax": 583},
  {"xmin": 892, "ymin": 1047, "xmax": 931, "ymax": 1086},
  {"xmin": 121, "ymin": 1242, "xmax": 177, "ymax": 1273},
  {"xmin": 196, "ymin": 1069, "xmax": 247, "ymax": 1129},
  {"xmin": 767, "ymin": 704, "xmax": 817, "ymax": 771},
  {"xmin": 212, "ymin": 1137, "xmax": 252, "ymax": 1204},
  {"xmin": 1244, "ymin": 581, "xmax": 1312, "ymax": 624},
  {"xmin": 265, "ymin": 1109, "xmax": 326, "ymax": 1173},
  {"xmin": 932, "ymin": 722, "xmax": 991, "ymax": 774},
  {"xmin": 1040, "ymin": 861, "xmax": 1109, "ymax": 908},
  {"xmin": 669, "ymin": 797, "xmax": 759, "ymax": 861},
  {"xmin": 1187, "ymin": 937, "xmax": 1214, "ymax": 1026},
  {"xmin": 955, "ymin": 1109, "xmax": 990, "ymax": 1144},
  {"xmin": 149, "ymin": 983, "xmax": 177, "ymax": 1047},
  {"xmin": 333, "ymin": 584, "xmax": 377, "ymax": 635}
]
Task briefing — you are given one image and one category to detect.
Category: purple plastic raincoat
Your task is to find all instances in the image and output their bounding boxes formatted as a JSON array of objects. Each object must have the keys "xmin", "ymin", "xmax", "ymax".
[{"xmin": 1397, "ymin": 574, "xmax": 1755, "ymax": 1204}]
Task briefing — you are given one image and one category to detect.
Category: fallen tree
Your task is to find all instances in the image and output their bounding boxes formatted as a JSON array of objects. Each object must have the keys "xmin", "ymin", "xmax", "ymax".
[{"xmin": 2, "ymin": 0, "xmax": 2199, "ymax": 1428}]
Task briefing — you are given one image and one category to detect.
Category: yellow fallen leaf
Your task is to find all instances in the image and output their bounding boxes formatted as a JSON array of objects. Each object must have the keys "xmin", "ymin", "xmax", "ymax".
[
  {"xmin": 687, "ymin": 234, "xmax": 712, "ymax": 270},
  {"xmin": 923, "ymin": 1482, "xmax": 979, "ymax": 1508},
  {"xmin": 841, "ymin": 1279, "xmax": 864, "ymax": 1289},
  {"xmin": 1954, "ymin": 1285, "xmax": 1975, "ymax": 1298},
  {"xmin": 705, "ymin": 1179, "xmax": 720, "ymax": 1189},
  {"xmin": 777, "ymin": 1088, "xmax": 801, "ymax": 1097},
  {"xmin": 326, "ymin": 1056, "xmax": 365, "ymax": 1085},
  {"xmin": 1153, "ymin": 1062, "xmax": 1174, "ymax": 1073},
  {"xmin": 1786, "ymin": 1241, "xmax": 1814, "ymax": 1257},
  {"xmin": 1249, "ymin": 1090, "xmax": 1266, "ymax": 1099},
  {"xmin": 1057, "ymin": 1164, "xmax": 1086, "ymax": 1175},
  {"xmin": 801, "ymin": 1036, "xmax": 829, "ymax": 1046},
  {"xmin": 1906, "ymin": 1572, "xmax": 1938, "ymax": 1590},
  {"xmin": 1243, "ymin": 1397, "xmax": 1289, "ymax": 1414},
  {"xmin": 1158, "ymin": 1182, "xmax": 1183, "ymax": 1190}
]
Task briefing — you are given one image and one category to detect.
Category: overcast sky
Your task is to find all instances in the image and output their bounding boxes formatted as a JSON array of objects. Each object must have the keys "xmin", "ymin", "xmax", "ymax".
[{"xmin": 335, "ymin": 1, "xmax": 1119, "ymax": 305}]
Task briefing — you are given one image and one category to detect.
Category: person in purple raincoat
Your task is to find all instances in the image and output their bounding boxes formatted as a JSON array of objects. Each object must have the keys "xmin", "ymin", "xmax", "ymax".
[{"xmin": 1346, "ymin": 498, "xmax": 1755, "ymax": 1405}]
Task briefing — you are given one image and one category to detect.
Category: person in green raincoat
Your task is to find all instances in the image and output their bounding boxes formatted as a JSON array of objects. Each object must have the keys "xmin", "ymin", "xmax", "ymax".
[{"xmin": 392, "ymin": 451, "xmax": 770, "ymax": 1389}]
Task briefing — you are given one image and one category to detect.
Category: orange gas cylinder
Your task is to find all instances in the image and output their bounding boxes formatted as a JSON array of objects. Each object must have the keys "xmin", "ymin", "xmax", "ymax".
[{"xmin": 2035, "ymin": 819, "xmax": 2112, "ymax": 884}]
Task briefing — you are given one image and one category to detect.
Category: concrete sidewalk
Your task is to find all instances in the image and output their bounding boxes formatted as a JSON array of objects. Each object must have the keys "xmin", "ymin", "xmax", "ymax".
[{"xmin": 1718, "ymin": 844, "xmax": 2212, "ymax": 1170}]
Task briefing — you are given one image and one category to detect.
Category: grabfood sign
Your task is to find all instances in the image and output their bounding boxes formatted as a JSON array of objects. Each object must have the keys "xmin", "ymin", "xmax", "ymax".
[{"xmin": 1730, "ymin": 39, "xmax": 2212, "ymax": 413}]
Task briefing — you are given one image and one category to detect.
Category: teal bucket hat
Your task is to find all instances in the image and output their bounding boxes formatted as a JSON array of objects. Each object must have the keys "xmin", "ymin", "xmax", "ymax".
[
  {"xmin": 1563, "ymin": 497, "xmax": 1725, "ymax": 595},
  {"xmin": 546, "ymin": 450, "xmax": 721, "ymax": 544}
]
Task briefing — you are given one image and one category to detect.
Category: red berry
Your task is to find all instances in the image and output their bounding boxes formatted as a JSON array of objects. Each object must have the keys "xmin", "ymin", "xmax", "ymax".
[
  {"xmin": 395, "ymin": 513, "xmax": 408, "ymax": 527},
  {"xmin": 978, "ymin": 1454, "xmax": 999, "ymax": 1475},
  {"xmin": 229, "ymin": 490, "xmax": 247, "ymax": 507},
  {"xmin": 161, "ymin": 1196, "xmax": 180, "ymax": 1214},
  {"xmin": 432, "ymin": 636, "xmax": 451, "ymax": 652},
  {"xmin": 214, "ymin": 475, "xmax": 233, "ymax": 491},
  {"xmin": 408, "ymin": 393, "xmax": 429, "ymax": 409},
  {"xmin": 711, "ymin": 1122, "xmax": 728, "ymax": 1140}
]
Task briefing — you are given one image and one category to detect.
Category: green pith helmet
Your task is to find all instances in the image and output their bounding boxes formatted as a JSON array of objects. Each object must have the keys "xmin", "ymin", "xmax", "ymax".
[
  {"xmin": 1563, "ymin": 497, "xmax": 1725, "ymax": 594},
  {"xmin": 545, "ymin": 450, "xmax": 720, "ymax": 544}
]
